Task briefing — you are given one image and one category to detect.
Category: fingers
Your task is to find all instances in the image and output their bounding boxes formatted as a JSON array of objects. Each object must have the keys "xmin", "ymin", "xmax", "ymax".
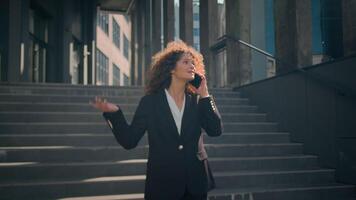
[
  {"xmin": 94, "ymin": 96, "xmax": 107, "ymax": 103},
  {"xmin": 89, "ymin": 96, "xmax": 107, "ymax": 106},
  {"xmin": 96, "ymin": 96, "xmax": 102, "ymax": 103}
]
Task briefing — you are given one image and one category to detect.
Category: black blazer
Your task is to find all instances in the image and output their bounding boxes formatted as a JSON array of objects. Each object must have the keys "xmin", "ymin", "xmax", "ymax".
[{"xmin": 103, "ymin": 89, "xmax": 222, "ymax": 200}]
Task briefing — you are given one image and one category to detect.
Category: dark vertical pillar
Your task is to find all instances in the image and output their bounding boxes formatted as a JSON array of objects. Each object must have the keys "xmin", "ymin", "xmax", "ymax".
[
  {"xmin": 81, "ymin": 0, "xmax": 96, "ymax": 85},
  {"xmin": 21, "ymin": 0, "xmax": 30, "ymax": 82},
  {"xmin": 152, "ymin": 0, "xmax": 162, "ymax": 55},
  {"xmin": 88, "ymin": 0, "xmax": 97, "ymax": 85},
  {"xmin": 179, "ymin": 0, "xmax": 193, "ymax": 45},
  {"xmin": 138, "ymin": 0, "xmax": 150, "ymax": 86},
  {"xmin": 295, "ymin": 0, "xmax": 312, "ymax": 67},
  {"xmin": 200, "ymin": 0, "xmax": 218, "ymax": 87},
  {"xmin": 131, "ymin": 3, "xmax": 139, "ymax": 86},
  {"xmin": 320, "ymin": 0, "xmax": 343, "ymax": 60},
  {"xmin": 163, "ymin": 0, "xmax": 175, "ymax": 46},
  {"xmin": 0, "ymin": 0, "xmax": 9, "ymax": 81},
  {"xmin": 143, "ymin": 0, "xmax": 152, "ymax": 85},
  {"xmin": 137, "ymin": 1, "xmax": 144, "ymax": 86},
  {"xmin": 8, "ymin": 0, "xmax": 23, "ymax": 82},
  {"xmin": 60, "ymin": 0, "xmax": 73, "ymax": 83},
  {"xmin": 225, "ymin": 0, "xmax": 251, "ymax": 86},
  {"xmin": 130, "ymin": 5, "xmax": 136, "ymax": 86},
  {"xmin": 274, "ymin": 0, "xmax": 312, "ymax": 74},
  {"xmin": 342, "ymin": 0, "xmax": 356, "ymax": 56}
]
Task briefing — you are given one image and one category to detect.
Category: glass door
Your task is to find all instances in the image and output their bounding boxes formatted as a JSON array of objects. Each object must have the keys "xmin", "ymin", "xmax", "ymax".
[
  {"xmin": 29, "ymin": 8, "xmax": 48, "ymax": 83},
  {"xmin": 70, "ymin": 37, "xmax": 83, "ymax": 84}
]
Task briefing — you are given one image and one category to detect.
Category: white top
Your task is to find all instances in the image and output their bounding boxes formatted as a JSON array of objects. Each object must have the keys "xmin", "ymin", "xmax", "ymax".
[{"xmin": 164, "ymin": 89, "xmax": 186, "ymax": 135}]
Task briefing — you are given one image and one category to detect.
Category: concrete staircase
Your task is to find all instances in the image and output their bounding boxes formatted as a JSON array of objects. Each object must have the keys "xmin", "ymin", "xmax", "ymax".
[{"xmin": 0, "ymin": 82, "xmax": 355, "ymax": 200}]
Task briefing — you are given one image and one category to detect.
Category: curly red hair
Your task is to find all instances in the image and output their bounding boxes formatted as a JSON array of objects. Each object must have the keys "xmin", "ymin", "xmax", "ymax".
[{"xmin": 145, "ymin": 40, "xmax": 205, "ymax": 95}]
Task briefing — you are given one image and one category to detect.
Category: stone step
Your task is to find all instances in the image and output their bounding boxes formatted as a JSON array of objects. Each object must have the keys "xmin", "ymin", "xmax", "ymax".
[
  {"xmin": 0, "ymin": 132, "xmax": 290, "ymax": 146},
  {"xmin": 0, "ymin": 86, "xmax": 240, "ymax": 98},
  {"xmin": 0, "ymin": 155, "xmax": 319, "ymax": 182},
  {"xmin": 1, "ymin": 83, "xmax": 353, "ymax": 200},
  {"xmin": 0, "ymin": 169, "xmax": 338, "ymax": 199},
  {"xmin": 0, "ymin": 112, "xmax": 268, "ymax": 123},
  {"xmin": 0, "ymin": 102, "xmax": 259, "ymax": 113},
  {"xmin": 59, "ymin": 193, "xmax": 144, "ymax": 200},
  {"xmin": 41, "ymin": 183, "xmax": 356, "ymax": 200},
  {"xmin": 0, "ymin": 83, "xmax": 232, "ymax": 92},
  {"xmin": 0, "ymin": 94, "xmax": 249, "ymax": 105},
  {"xmin": 214, "ymin": 169, "xmax": 336, "ymax": 188},
  {"xmin": 0, "ymin": 122, "xmax": 279, "ymax": 134},
  {"xmin": 209, "ymin": 184, "xmax": 356, "ymax": 200},
  {"xmin": 0, "ymin": 143, "xmax": 304, "ymax": 162}
]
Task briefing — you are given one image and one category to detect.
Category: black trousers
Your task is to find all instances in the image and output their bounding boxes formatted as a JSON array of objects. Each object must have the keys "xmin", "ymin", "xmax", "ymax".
[{"xmin": 180, "ymin": 187, "xmax": 207, "ymax": 200}]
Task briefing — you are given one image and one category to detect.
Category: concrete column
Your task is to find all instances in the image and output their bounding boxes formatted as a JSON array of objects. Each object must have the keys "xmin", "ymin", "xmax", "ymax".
[
  {"xmin": 179, "ymin": 0, "xmax": 193, "ymax": 45},
  {"xmin": 81, "ymin": 0, "xmax": 96, "ymax": 85},
  {"xmin": 131, "ymin": 4, "xmax": 139, "ymax": 86},
  {"xmin": 136, "ymin": 2, "xmax": 144, "ymax": 86},
  {"xmin": 130, "ymin": 6, "xmax": 137, "ymax": 86},
  {"xmin": 164, "ymin": 0, "xmax": 175, "ymax": 45},
  {"xmin": 274, "ymin": 0, "xmax": 312, "ymax": 74},
  {"xmin": 88, "ymin": 0, "xmax": 97, "ymax": 85},
  {"xmin": 138, "ymin": 0, "xmax": 147, "ymax": 86},
  {"xmin": 225, "ymin": 0, "xmax": 251, "ymax": 86},
  {"xmin": 60, "ymin": 0, "xmax": 74, "ymax": 83},
  {"xmin": 199, "ymin": 0, "xmax": 218, "ymax": 87},
  {"xmin": 342, "ymin": 0, "xmax": 356, "ymax": 56},
  {"xmin": 151, "ymin": 0, "xmax": 162, "ymax": 55},
  {"xmin": 251, "ymin": 0, "xmax": 266, "ymax": 81},
  {"xmin": 7, "ymin": 0, "xmax": 23, "ymax": 82},
  {"xmin": 143, "ymin": 0, "xmax": 152, "ymax": 85},
  {"xmin": 0, "ymin": 0, "xmax": 9, "ymax": 81}
]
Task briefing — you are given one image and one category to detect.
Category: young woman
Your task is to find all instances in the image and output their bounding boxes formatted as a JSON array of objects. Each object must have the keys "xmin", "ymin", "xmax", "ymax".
[{"xmin": 90, "ymin": 41, "xmax": 222, "ymax": 200}]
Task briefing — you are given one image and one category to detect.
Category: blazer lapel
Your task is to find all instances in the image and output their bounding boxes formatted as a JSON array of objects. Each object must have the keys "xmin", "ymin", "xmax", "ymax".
[
  {"xmin": 156, "ymin": 89, "xmax": 196, "ymax": 140},
  {"xmin": 180, "ymin": 92, "xmax": 193, "ymax": 139},
  {"xmin": 157, "ymin": 89, "xmax": 180, "ymax": 139}
]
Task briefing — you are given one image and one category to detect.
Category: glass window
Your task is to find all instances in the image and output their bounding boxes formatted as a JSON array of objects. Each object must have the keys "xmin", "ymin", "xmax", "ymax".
[
  {"xmin": 124, "ymin": 14, "xmax": 129, "ymax": 22},
  {"xmin": 123, "ymin": 35, "xmax": 129, "ymax": 60},
  {"xmin": 193, "ymin": 13, "xmax": 199, "ymax": 21},
  {"xmin": 112, "ymin": 19, "xmax": 121, "ymax": 49},
  {"xmin": 97, "ymin": 11, "xmax": 109, "ymax": 35},
  {"xmin": 123, "ymin": 74, "xmax": 130, "ymax": 86},
  {"xmin": 194, "ymin": 43, "xmax": 200, "ymax": 51},
  {"xmin": 193, "ymin": 28, "xmax": 200, "ymax": 36},
  {"xmin": 113, "ymin": 64, "xmax": 121, "ymax": 86},
  {"xmin": 96, "ymin": 49, "xmax": 109, "ymax": 85}
]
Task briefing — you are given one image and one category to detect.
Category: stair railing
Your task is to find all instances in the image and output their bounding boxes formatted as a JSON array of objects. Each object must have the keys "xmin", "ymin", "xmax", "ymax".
[{"xmin": 210, "ymin": 34, "xmax": 356, "ymax": 99}]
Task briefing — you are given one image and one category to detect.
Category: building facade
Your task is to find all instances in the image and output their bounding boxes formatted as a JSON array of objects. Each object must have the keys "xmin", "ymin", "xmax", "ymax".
[
  {"xmin": 0, "ymin": 0, "xmax": 132, "ymax": 86},
  {"xmin": 96, "ymin": 11, "xmax": 131, "ymax": 86}
]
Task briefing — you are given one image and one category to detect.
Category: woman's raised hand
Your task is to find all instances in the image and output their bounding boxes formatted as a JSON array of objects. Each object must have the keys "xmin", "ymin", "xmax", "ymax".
[
  {"xmin": 192, "ymin": 74, "xmax": 210, "ymax": 98},
  {"xmin": 89, "ymin": 96, "xmax": 119, "ymax": 113}
]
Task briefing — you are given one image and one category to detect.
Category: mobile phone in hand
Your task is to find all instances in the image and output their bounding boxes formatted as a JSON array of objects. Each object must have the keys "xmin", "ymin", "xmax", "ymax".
[{"xmin": 189, "ymin": 73, "xmax": 202, "ymax": 88}]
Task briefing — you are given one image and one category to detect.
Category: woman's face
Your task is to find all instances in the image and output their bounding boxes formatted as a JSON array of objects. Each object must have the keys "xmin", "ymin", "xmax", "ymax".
[{"xmin": 171, "ymin": 53, "xmax": 195, "ymax": 82}]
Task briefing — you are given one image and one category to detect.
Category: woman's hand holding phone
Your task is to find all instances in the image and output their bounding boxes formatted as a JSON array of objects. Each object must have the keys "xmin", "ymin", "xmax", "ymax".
[
  {"xmin": 89, "ymin": 96, "xmax": 119, "ymax": 112},
  {"xmin": 190, "ymin": 73, "xmax": 209, "ymax": 98}
]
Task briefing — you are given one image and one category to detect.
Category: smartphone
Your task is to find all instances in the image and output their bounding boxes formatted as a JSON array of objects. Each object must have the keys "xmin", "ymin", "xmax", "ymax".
[{"xmin": 189, "ymin": 73, "xmax": 202, "ymax": 88}]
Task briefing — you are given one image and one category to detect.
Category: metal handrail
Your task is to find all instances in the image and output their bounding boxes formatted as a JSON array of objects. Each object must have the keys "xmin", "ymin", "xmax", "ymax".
[{"xmin": 209, "ymin": 34, "xmax": 356, "ymax": 99}]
